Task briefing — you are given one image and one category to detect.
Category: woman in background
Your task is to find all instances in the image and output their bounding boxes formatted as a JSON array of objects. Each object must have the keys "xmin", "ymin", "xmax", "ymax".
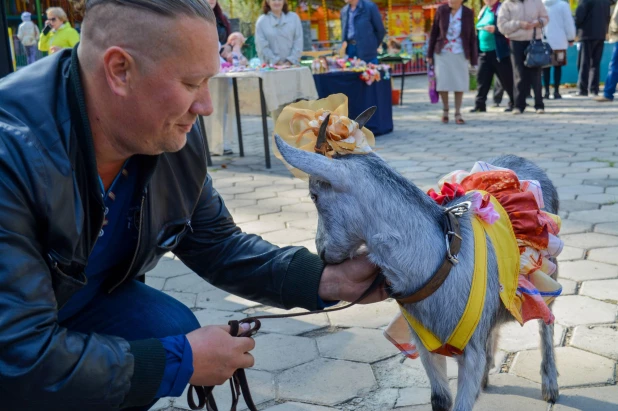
[
  {"xmin": 38, "ymin": 7, "xmax": 79, "ymax": 55},
  {"xmin": 255, "ymin": 0, "xmax": 303, "ymax": 66},
  {"xmin": 542, "ymin": 0, "xmax": 575, "ymax": 99}
]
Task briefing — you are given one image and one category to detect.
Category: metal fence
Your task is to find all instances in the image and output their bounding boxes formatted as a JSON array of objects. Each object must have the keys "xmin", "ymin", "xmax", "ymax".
[{"xmin": 11, "ymin": 35, "xmax": 46, "ymax": 69}]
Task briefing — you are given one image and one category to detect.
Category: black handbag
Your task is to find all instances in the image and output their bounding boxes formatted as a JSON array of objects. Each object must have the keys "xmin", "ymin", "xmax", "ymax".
[{"xmin": 524, "ymin": 22, "xmax": 553, "ymax": 69}]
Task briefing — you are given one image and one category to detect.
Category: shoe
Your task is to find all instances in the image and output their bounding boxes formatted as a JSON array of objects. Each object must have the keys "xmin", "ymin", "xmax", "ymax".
[
  {"xmin": 553, "ymin": 92, "xmax": 562, "ymax": 99},
  {"xmin": 594, "ymin": 96, "xmax": 613, "ymax": 102},
  {"xmin": 592, "ymin": 92, "xmax": 599, "ymax": 97},
  {"xmin": 455, "ymin": 113, "xmax": 466, "ymax": 124},
  {"xmin": 575, "ymin": 91, "xmax": 588, "ymax": 97},
  {"xmin": 543, "ymin": 91, "xmax": 550, "ymax": 99},
  {"xmin": 536, "ymin": 109, "xmax": 545, "ymax": 114},
  {"xmin": 470, "ymin": 107, "xmax": 486, "ymax": 113},
  {"xmin": 504, "ymin": 107, "xmax": 513, "ymax": 112},
  {"xmin": 441, "ymin": 109, "xmax": 449, "ymax": 124},
  {"xmin": 223, "ymin": 149, "xmax": 234, "ymax": 155},
  {"xmin": 493, "ymin": 103, "xmax": 501, "ymax": 107},
  {"xmin": 512, "ymin": 109, "xmax": 523, "ymax": 115}
]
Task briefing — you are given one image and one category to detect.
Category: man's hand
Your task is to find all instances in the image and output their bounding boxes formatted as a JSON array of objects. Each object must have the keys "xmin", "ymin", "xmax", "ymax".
[
  {"xmin": 187, "ymin": 325, "xmax": 255, "ymax": 386},
  {"xmin": 319, "ymin": 255, "xmax": 387, "ymax": 304},
  {"xmin": 427, "ymin": 57, "xmax": 433, "ymax": 65},
  {"xmin": 485, "ymin": 25, "xmax": 496, "ymax": 33}
]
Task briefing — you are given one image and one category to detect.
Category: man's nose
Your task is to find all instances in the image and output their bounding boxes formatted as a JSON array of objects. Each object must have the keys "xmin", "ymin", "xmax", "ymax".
[{"xmin": 190, "ymin": 86, "xmax": 214, "ymax": 117}]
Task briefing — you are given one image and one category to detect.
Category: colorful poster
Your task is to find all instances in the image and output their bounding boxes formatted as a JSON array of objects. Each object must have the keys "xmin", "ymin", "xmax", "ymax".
[
  {"xmin": 389, "ymin": 9, "xmax": 410, "ymax": 37},
  {"xmin": 410, "ymin": 7, "xmax": 426, "ymax": 42}
]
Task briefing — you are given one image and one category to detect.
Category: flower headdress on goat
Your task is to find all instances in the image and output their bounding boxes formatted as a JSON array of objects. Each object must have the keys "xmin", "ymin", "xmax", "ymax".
[{"xmin": 274, "ymin": 94, "xmax": 376, "ymax": 179}]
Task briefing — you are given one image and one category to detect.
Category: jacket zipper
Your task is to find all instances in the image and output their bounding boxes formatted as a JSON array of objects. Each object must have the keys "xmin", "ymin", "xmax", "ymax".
[{"xmin": 108, "ymin": 189, "xmax": 146, "ymax": 293}]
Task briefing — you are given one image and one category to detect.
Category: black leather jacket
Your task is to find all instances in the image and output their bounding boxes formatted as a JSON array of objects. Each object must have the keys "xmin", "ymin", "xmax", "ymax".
[{"xmin": 0, "ymin": 48, "xmax": 323, "ymax": 409}]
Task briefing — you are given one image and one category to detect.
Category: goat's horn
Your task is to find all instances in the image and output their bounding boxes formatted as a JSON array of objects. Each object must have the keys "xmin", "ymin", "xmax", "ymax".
[
  {"xmin": 354, "ymin": 106, "xmax": 377, "ymax": 130},
  {"xmin": 314, "ymin": 113, "xmax": 331, "ymax": 155}
]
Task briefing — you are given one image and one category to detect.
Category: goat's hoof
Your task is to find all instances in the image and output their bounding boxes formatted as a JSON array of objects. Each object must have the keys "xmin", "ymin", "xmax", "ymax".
[
  {"xmin": 542, "ymin": 382, "xmax": 559, "ymax": 403},
  {"xmin": 431, "ymin": 393, "xmax": 452, "ymax": 411}
]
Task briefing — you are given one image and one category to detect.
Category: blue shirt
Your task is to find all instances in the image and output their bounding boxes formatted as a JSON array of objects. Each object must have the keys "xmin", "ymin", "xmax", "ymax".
[
  {"xmin": 347, "ymin": 7, "xmax": 357, "ymax": 40},
  {"xmin": 58, "ymin": 159, "xmax": 192, "ymax": 398}
]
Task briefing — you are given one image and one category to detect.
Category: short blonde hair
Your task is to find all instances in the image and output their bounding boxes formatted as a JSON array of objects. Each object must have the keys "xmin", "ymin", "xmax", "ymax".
[{"xmin": 46, "ymin": 7, "xmax": 68, "ymax": 23}]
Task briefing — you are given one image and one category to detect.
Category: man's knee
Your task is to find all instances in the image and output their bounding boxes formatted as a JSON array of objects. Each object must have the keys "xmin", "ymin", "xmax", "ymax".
[{"xmin": 167, "ymin": 299, "xmax": 201, "ymax": 335}]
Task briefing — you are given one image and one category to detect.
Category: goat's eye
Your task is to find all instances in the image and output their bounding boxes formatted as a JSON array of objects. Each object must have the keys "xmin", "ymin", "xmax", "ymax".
[{"xmin": 310, "ymin": 193, "xmax": 318, "ymax": 203}]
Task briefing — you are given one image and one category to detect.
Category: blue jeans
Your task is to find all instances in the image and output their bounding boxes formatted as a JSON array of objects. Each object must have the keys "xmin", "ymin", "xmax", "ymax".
[
  {"xmin": 345, "ymin": 43, "xmax": 378, "ymax": 64},
  {"xmin": 24, "ymin": 45, "xmax": 37, "ymax": 65},
  {"xmin": 60, "ymin": 280, "xmax": 201, "ymax": 410},
  {"xmin": 603, "ymin": 42, "xmax": 618, "ymax": 100}
]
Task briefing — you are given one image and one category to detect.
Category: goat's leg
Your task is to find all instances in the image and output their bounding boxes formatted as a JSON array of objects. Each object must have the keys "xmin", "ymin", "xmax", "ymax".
[
  {"xmin": 417, "ymin": 344, "xmax": 452, "ymax": 411},
  {"xmin": 539, "ymin": 320, "xmax": 559, "ymax": 403},
  {"xmin": 453, "ymin": 342, "xmax": 486, "ymax": 411},
  {"xmin": 481, "ymin": 328, "xmax": 499, "ymax": 391}
]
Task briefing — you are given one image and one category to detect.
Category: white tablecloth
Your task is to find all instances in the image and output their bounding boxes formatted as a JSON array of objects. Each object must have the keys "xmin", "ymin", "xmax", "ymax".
[{"xmin": 202, "ymin": 67, "xmax": 318, "ymax": 155}]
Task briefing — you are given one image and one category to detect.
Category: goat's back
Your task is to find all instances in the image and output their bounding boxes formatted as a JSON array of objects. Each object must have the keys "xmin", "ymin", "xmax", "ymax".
[{"xmin": 489, "ymin": 155, "xmax": 559, "ymax": 214}]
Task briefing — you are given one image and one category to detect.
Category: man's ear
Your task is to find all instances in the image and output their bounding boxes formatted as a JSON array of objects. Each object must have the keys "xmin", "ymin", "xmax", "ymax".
[{"xmin": 102, "ymin": 46, "xmax": 135, "ymax": 97}]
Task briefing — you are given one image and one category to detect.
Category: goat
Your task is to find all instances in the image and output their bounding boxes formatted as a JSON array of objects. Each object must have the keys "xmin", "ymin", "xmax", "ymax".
[{"xmin": 275, "ymin": 135, "xmax": 559, "ymax": 411}]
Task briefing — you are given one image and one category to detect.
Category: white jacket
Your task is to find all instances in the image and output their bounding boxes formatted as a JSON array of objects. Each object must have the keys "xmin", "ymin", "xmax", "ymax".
[{"xmin": 542, "ymin": 0, "xmax": 576, "ymax": 50}]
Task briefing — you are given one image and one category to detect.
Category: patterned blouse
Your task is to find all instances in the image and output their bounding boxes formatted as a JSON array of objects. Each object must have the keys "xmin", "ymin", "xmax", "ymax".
[{"xmin": 443, "ymin": 7, "xmax": 464, "ymax": 54}]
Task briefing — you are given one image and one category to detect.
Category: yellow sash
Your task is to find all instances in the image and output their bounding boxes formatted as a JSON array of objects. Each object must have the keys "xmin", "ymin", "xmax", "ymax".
[{"xmin": 400, "ymin": 192, "xmax": 521, "ymax": 355}]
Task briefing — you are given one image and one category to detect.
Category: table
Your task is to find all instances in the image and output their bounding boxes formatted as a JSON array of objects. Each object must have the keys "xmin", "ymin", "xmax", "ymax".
[
  {"xmin": 313, "ymin": 71, "xmax": 393, "ymax": 136},
  {"xmin": 203, "ymin": 67, "xmax": 318, "ymax": 168},
  {"xmin": 378, "ymin": 55, "xmax": 412, "ymax": 106}
]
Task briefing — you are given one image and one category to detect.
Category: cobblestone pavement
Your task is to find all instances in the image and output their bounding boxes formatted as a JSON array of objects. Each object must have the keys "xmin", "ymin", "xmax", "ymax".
[{"xmin": 154, "ymin": 76, "xmax": 618, "ymax": 411}]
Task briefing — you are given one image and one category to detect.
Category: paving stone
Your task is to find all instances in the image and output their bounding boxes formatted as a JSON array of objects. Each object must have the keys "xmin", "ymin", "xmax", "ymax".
[
  {"xmin": 282, "ymin": 202, "xmax": 318, "ymax": 213},
  {"xmin": 278, "ymin": 358, "xmax": 376, "ymax": 406},
  {"xmin": 584, "ymin": 193, "xmax": 618, "ymax": 204},
  {"xmin": 560, "ymin": 233, "xmax": 618, "ymax": 249},
  {"xmin": 225, "ymin": 199, "xmax": 258, "ymax": 209},
  {"xmin": 595, "ymin": 222, "xmax": 618, "ymax": 236},
  {"xmin": 263, "ymin": 402, "xmax": 336, "ymax": 411},
  {"xmin": 175, "ymin": 369, "xmax": 274, "ymax": 410},
  {"xmin": 236, "ymin": 203, "xmax": 282, "ymax": 216},
  {"xmin": 474, "ymin": 374, "xmax": 551, "ymax": 411},
  {"xmin": 559, "ymin": 199, "xmax": 600, "ymax": 212},
  {"xmin": 571, "ymin": 325, "xmax": 618, "ymax": 361},
  {"xmin": 552, "ymin": 295, "xmax": 617, "ymax": 326},
  {"xmin": 338, "ymin": 388, "xmax": 399, "ymax": 411},
  {"xmin": 372, "ymin": 356, "xmax": 432, "ymax": 389},
  {"xmin": 277, "ymin": 188, "xmax": 311, "ymax": 199},
  {"xmin": 163, "ymin": 291, "xmax": 196, "ymax": 309},
  {"xmin": 258, "ymin": 197, "xmax": 302, "ymax": 207},
  {"xmin": 252, "ymin": 333, "xmax": 318, "ymax": 372},
  {"xmin": 164, "ymin": 272, "xmax": 215, "ymax": 293},
  {"xmin": 193, "ymin": 308, "xmax": 244, "ymax": 327},
  {"xmin": 291, "ymin": 239, "xmax": 318, "ymax": 253},
  {"xmin": 559, "ymin": 260, "xmax": 618, "ymax": 281},
  {"xmin": 261, "ymin": 228, "xmax": 315, "ymax": 245},
  {"xmin": 287, "ymin": 219, "xmax": 318, "ymax": 231},
  {"xmin": 589, "ymin": 246, "xmax": 618, "ymax": 265},
  {"xmin": 396, "ymin": 387, "xmax": 431, "ymax": 407},
  {"xmin": 145, "ymin": 276, "xmax": 165, "ymax": 290},
  {"xmin": 147, "ymin": 259, "xmax": 193, "ymax": 278},
  {"xmin": 511, "ymin": 347, "xmax": 615, "ymax": 388},
  {"xmin": 554, "ymin": 386, "xmax": 618, "ymax": 411},
  {"xmin": 232, "ymin": 213, "xmax": 260, "ymax": 224},
  {"xmin": 196, "ymin": 287, "xmax": 261, "ymax": 311},
  {"xmin": 558, "ymin": 185, "xmax": 604, "ymax": 197},
  {"xmin": 579, "ymin": 279, "xmax": 618, "ymax": 302},
  {"xmin": 245, "ymin": 307, "xmax": 329, "ymax": 335},
  {"xmin": 238, "ymin": 220, "xmax": 285, "ymax": 235},
  {"xmin": 497, "ymin": 321, "xmax": 565, "ymax": 352},
  {"xmin": 259, "ymin": 212, "xmax": 309, "ymax": 222},
  {"xmin": 327, "ymin": 300, "xmax": 400, "ymax": 328},
  {"xmin": 559, "ymin": 278, "xmax": 577, "ymax": 295},
  {"xmin": 568, "ymin": 210, "xmax": 618, "ymax": 224},
  {"xmin": 317, "ymin": 327, "xmax": 399, "ymax": 363},
  {"xmin": 556, "ymin": 246, "xmax": 585, "ymax": 262},
  {"xmin": 559, "ymin": 219, "xmax": 593, "ymax": 235}
]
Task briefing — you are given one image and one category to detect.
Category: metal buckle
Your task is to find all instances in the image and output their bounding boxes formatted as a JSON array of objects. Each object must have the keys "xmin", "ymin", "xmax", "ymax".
[
  {"xmin": 444, "ymin": 201, "xmax": 472, "ymax": 217},
  {"xmin": 445, "ymin": 234, "xmax": 459, "ymax": 265}
]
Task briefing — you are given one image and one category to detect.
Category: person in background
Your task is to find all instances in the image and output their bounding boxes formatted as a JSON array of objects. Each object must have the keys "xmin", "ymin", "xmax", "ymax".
[
  {"xmin": 542, "ymin": 0, "xmax": 576, "ymax": 99},
  {"xmin": 493, "ymin": 77, "xmax": 505, "ymax": 106},
  {"xmin": 207, "ymin": 0, "xmax": 231, "ymax": 45},
  {"xmin": 38, "ymin": 7, "xmax": 79, "ymax": 55},
  {"xmin": 255, "ymin": 0, "xmax": 303, "ymax": 66},
  {"xmin": 498, "ymin": 0, "xmax": 549, "ymax": 114},
  {"xmin": 575, "ymin": 0, "xmax": 611, "ymax": 96},
  {"xmin": 17, "ymin": 12, "xmax": 40, "ymax": 65},
  {"xmin": 340, "ymin": 0, "xmax": 386, "ymax": 64},
  {"xmin": 427, "ymin": 0, "xmax": 478, "ymax": 124},
  {"xmin": 595, "ymin": 3, "xmax": 618, "ymax": 102},
  {"xmin": 471, "ymin": 0, "xmax": 515, "ymax": 113}
]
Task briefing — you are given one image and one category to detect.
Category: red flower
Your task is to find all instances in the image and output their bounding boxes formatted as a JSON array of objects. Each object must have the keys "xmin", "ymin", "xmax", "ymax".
[{"xmin": 427, "ymin": 182, "xmax": 466, "ymax": 205}]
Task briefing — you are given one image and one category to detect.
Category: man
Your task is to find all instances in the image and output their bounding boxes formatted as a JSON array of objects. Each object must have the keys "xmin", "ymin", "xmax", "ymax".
[
  {"xmin": 17, "ymin": 11, "xmax": 39, "ymax": 65},
  {"xmin": 595, "ymin": 2, "xmax": 618, "ymax": 102},
  {"xmin": 575, "ymin": 0, "xmax": 611, "ymax": 96},
  {"xmin": 340, "ymin": 0, "xmax": 386, "ymax": 64},
  {"xmin": 471, "ymin": 0, "xmax": 515, "ymax": 113},
  {"xmin": 0, "ymin": 0, "xmax": 384, "ymax": 409}
]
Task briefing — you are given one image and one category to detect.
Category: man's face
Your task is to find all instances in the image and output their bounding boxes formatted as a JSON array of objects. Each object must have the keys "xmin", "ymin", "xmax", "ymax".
[{"xmin": 119, "ymin": 16, "xmax": 219, "ymax": 155}]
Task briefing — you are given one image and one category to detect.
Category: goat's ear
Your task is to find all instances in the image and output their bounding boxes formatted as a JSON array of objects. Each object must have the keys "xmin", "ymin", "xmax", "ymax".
[{"xmin": 275, "ymin": 134, "xmax": 349, "ymax": 190}]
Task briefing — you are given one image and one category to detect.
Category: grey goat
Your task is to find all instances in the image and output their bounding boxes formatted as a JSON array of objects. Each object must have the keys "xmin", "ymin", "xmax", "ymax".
[{"xmin": 275, "ymin": 135, "xmax": 559, "ymax": 411}]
